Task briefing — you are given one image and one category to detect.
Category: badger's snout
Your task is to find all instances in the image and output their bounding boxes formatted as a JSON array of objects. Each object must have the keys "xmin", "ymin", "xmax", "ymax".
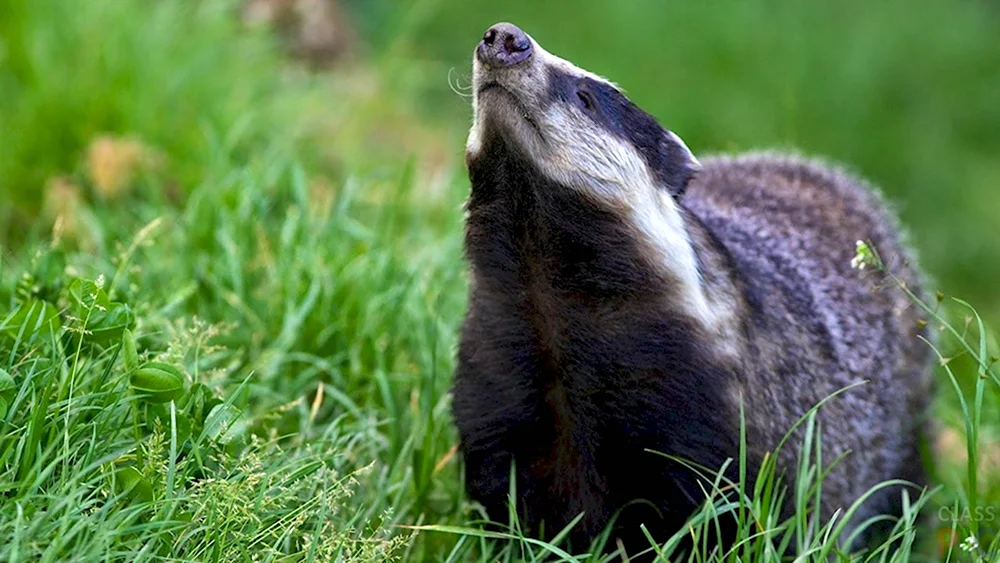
[{"xmin": 476, "ymin": 23, "xmax": 533, "ymax": 69}]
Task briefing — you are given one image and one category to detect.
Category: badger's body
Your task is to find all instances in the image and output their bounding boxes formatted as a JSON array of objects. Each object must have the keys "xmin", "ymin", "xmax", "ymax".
[{"xmin": 452, "ymin": 23, "xmax": 933, "ymax": 555}]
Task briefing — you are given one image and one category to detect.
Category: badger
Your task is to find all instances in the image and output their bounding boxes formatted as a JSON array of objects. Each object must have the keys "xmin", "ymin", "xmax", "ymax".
[{"xmin": 451, "ymin": 22, "xmax": 934, "ymax": 555}]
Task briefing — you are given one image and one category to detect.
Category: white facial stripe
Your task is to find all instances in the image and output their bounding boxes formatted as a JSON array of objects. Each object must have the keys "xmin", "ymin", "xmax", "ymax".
[
  {"xmin": 532, "ymin": 104, "xmax": 646, "ymax": 194},
  {"xmin": 634, "ymin": 190, "xmax": 736, "ymax": 337}
]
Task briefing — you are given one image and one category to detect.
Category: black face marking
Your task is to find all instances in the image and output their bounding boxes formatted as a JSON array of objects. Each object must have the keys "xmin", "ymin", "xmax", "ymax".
[{"xmin": 546, "ymin": 67, "xmax": 698, "ymax": 197}]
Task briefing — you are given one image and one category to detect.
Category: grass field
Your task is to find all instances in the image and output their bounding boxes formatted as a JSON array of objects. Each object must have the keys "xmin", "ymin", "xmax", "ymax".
[{"xmin": 1, "ymin": 0, "xmax": 999, "ymax": 561}]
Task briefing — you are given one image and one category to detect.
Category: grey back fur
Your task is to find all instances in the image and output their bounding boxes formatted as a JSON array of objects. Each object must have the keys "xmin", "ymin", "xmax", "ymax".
[{"xmin": 684, "ymin": 152, "xmax": 933, "ymax": 532}]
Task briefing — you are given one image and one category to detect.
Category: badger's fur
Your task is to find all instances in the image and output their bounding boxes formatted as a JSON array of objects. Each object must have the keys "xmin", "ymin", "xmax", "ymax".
[{"xmin": 452, "ymin": 22, "xmax": 933, "ymax": 555}]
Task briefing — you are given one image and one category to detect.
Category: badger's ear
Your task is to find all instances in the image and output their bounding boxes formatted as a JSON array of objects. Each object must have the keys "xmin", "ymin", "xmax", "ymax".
[{"xmin": 654, "ymin": 130, "xmax": 701, "ymax": 198}]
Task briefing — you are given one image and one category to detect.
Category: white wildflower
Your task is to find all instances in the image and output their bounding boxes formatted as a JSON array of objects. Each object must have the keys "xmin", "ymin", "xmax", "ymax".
[
  {"xmin": 960, "ymin": 534, "xmax": 979, "ymax": 552},
  {"xmin": 851, "ymin": 239, "xmax": 882, "ymax": 271}
]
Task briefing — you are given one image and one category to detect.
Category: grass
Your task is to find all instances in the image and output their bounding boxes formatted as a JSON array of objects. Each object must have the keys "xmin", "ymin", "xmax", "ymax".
[{"xmin": 1, "ymin": 0, "xmax": 999, "ymax": 561}]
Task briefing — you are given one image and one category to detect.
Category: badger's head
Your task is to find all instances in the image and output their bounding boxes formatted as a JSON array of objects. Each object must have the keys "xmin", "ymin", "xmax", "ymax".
[{"xmin": 466, "ymin": 22, "xmax": 701, "ymax": 200}]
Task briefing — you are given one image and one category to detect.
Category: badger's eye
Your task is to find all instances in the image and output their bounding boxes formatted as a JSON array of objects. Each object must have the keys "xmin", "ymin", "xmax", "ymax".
[{"xmin": 576, "ymin": 90, "xmax": 597, "ymax": 113}]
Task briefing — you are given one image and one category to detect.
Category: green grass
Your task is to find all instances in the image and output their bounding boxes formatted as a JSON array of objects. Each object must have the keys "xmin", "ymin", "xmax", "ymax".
[{"xmin": 1, "ymin": 0, "xmax": 999, "ymax": 561}]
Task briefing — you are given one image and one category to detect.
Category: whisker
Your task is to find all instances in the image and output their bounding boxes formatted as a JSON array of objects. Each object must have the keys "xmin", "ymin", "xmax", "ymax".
[{"xmin": 448, "ymin": 67, "xmax": 474, "ymax": 103}]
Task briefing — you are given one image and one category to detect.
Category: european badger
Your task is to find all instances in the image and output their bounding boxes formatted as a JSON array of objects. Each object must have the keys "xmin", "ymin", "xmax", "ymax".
[{"xmin": 451, "ymin": 22, "xmax": 933, "ymax": 554}]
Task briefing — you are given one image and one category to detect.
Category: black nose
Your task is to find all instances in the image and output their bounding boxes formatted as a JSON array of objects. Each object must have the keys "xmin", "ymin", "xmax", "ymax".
[{"xmin": 477, "ymin": 23, "xmax": 532, "ymax": 68}]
